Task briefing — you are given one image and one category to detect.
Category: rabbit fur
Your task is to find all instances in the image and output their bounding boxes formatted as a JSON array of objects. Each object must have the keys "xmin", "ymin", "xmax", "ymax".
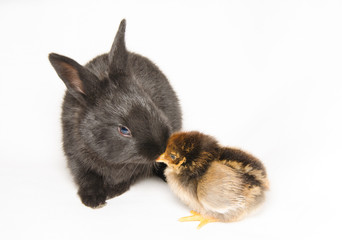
[{"xmin": 49, "ymin": 19, "xmax": 182, "ymax": 208}]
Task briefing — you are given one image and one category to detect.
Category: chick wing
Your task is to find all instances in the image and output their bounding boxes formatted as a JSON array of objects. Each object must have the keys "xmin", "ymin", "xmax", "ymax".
[{"xmin": 197, "ymin": 161, "xmax": 246, "ymax": 215}]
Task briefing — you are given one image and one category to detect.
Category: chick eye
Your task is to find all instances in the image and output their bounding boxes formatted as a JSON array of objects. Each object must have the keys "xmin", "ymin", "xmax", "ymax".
[
  {"xmin": 118, "ymin": 125, "xmax": 132, "ymax": 137},
  {"xmin": 170, "ymin": 154, "xmax": 176, "ymax": 160}
]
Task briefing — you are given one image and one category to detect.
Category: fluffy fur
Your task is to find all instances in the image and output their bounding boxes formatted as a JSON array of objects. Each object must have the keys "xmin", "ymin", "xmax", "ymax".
[
  {"xmin": 158, "ymin": 131, "xmax": 268, "ymax": 227},
  {"xmin": 49, "ymin": 19, "xmax": 182, "ymax": 208}
]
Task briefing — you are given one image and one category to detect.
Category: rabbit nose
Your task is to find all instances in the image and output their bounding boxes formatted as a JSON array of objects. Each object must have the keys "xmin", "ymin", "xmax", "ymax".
[
  {"xmin": 160, "ymin": 142, "xmax": 167, "ymax": 153},
  {"xmin": 137, "ymin": 139, "xmax": 166, "ymax": 161}
]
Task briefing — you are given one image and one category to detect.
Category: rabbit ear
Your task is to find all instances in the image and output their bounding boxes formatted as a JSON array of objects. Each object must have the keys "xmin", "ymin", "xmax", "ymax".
[
  {"xmin": 108, "ymin": 19, "xmax": 129, "ymax": 78},
  {"xmin": 49, "ymin": 53, "xmax": 99, "ymax": 105}
]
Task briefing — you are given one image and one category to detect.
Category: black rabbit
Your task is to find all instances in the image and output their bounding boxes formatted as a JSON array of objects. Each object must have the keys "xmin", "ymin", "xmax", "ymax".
[{"xmin": 49, "ymin": 19, "xmax": 182, "ymax": 208}]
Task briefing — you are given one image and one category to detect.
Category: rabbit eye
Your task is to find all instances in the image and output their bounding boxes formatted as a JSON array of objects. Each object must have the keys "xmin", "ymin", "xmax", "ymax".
[
  {"xmin": 118, "ymin": 125, "xmax": 132, "ymax": 137},
  {"xmin": 170, "ymin": 153, "xmax": 176, "ymax": 160}
]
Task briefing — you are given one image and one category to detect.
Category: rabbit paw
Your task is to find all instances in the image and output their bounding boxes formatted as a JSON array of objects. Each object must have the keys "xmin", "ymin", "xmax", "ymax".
[
  {"xmin": 78, "ymin": 187, "xmax": 107, "ymax": 208},
  {"xmin": 106, "ymin": 182, "xmax": 130, "ymax": 199}
]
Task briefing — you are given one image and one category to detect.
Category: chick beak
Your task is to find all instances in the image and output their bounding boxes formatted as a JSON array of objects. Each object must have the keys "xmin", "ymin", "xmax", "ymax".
[{"xmin": 156, "ymin": 153, "xmax": 168, "ymax": 165}]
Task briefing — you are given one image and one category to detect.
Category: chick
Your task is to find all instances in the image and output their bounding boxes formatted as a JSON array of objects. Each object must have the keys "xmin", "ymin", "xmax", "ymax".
[{"xmin": 157, "ymin": 131, "xmax": 269, "ymax": 229}]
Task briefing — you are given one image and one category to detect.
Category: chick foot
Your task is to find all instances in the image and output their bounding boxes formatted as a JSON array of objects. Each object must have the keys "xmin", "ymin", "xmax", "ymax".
[{"xmin": 179, "ymin": 210, "xmax": 217, "ymax": 229}]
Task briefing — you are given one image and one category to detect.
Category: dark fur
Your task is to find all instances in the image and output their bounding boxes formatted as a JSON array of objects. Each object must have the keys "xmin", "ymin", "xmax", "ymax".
[
  {"xmin": 166, "ymin": 132, "xmax": 267, "ymax": 189},
  {"xmin": 166, "ymin": 132, "xmax": 220, "ymax": 180},
  {"xmin": 49, "ymin": 19, "xmax": 182, "ymax": 208}
]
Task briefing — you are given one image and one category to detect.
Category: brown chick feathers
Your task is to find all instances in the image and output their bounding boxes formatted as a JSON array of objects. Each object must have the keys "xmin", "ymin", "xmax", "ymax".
[{"xmin": 157, "ymin": 131, "xmax": 269, "ymax": 228}]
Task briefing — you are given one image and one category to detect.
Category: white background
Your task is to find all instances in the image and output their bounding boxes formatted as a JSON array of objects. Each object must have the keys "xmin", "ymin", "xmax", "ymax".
[{"xmin": 1, "ymin": 0, "xmax": 342, "ymax": 239}]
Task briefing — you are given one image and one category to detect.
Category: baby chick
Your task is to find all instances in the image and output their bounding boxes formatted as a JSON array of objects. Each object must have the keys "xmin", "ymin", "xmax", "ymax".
[{"xmin": 157, "ymin": 131, "xmax": 269, "ymax": 229}]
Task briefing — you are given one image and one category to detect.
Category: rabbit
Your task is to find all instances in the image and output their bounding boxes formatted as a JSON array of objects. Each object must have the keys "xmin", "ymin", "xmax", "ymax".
[{"xmin": 48, "ymin": 19, "xmax": 182, "ymax": 208}]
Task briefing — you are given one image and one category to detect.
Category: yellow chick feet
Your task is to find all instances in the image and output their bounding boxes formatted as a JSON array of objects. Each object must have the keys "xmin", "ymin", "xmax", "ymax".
[{"xmin": 179, "ymin": 211, "xmax": 218, "ymax": 229}]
